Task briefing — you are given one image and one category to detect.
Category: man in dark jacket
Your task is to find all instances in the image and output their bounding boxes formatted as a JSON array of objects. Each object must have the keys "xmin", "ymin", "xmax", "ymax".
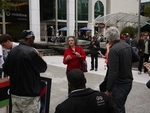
[
  {"xmin": 3, "ymin": 30, "xmax": 47, "ymax": 113},
  {"xmin": 105, "ymin": 27, "xmax": 139, "ymax": 113},
  {"xmin": 55, "ymin": 69, "xmax": 114, "ymax": 113},
  {"xmin": 89, "ymin": 35, "xmax": 100, "ymax": 71}
]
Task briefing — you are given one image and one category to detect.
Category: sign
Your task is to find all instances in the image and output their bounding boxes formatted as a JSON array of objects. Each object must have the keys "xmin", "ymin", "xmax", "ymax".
[
  {"xmin": 0, "ymin": 77, "xmax": 51, "ymax": 113},
  {"xmin": 98, "ymin": 23, "xmax": 105, "ymax": 28},
  {"xmin": 0, "ymin": 77, "xmax": 10, "ymax": 108}
]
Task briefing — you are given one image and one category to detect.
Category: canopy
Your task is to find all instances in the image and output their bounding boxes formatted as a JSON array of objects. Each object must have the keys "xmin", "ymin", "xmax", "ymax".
[
  {"xmin": 59, "ymin": 27, "xmax": 67, "ymax": 31},
  {"xmin": 94, "ymin": 12, "xmax": 150, "ymax": 26},
  {"xmin": 79, "ymin": 27, "xmax": 92, "ymax": 31},
  {"xmin": 141, "ymin": 22, "xmax": 150, "ymax": 32}
]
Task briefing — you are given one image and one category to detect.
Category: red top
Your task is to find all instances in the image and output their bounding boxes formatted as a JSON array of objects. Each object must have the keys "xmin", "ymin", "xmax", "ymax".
[{"xmin": 63, "ymin": 46, "xmax": 86, "ymax": 71}]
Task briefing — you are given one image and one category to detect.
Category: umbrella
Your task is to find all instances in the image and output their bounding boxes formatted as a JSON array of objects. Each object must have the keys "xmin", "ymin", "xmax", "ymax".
[
  {"xmin": 59, "ymin": 27, "xmax": 67, "ymax": 31},
  {"xmin": 79, "ymin": 27, "xmax": 92, "ymax": 31},
  {"xmin": 141, "ymin": 22, "xmax": 150, "ymax": 32}
]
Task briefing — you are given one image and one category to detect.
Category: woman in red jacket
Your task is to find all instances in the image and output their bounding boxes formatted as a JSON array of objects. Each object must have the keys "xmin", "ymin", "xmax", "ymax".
[{"xmin": 63, "ymin": 36, "xmax": 86, "ymax": 93}]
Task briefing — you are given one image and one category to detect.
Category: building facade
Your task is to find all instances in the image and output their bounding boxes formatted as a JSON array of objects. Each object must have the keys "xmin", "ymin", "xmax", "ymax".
[{"xmin": 0, "ymin": 0, "xmax": 148, "ymax": 42}]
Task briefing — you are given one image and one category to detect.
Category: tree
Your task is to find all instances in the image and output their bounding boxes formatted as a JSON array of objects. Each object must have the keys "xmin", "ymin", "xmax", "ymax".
[
  {"xmin": 144, "ymin": 4, "xmax": 150, "ymax": 17},
  {"xmin": 0, "ymin": 0, "xmax": 12, "ymax": 33}
]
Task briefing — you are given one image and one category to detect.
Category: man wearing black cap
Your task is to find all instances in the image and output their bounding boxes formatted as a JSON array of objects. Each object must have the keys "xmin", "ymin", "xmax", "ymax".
[
  {"xmin": 55, "ymin": 69, "xmax": 114, "ymax": 113},
  {"xmin": 3, "ymin": 30, "xmax": 47, "ymax": 113}
]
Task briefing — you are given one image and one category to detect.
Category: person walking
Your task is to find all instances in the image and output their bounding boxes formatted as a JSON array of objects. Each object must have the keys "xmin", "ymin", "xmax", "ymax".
[
  {"xmin": 104, "ymin": 27, "xmax": 139, "ymax": 113},
  {"xmin": 63, "ymin": 36, "xmax": 86, "ymax": 93},
  {"xmin": 137, "ymin": 32, "xmax": 150, "ymax": 74},
  {"xmin": 3, "ymin": 30, "xmax": 47, "ymax": 113},
  {"xmin": 54, "ymin": 69, "xmax": 114, "ymax": 113},
  {"xmin": 89, "ymin": 35, "xmax": 100, "ymax": 71}
]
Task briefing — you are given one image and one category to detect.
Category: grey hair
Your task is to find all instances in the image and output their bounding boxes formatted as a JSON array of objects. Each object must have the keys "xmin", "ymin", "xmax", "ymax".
[{"xmin": 105, "ymin": 27, "xmax": 120, "ymax": 42}]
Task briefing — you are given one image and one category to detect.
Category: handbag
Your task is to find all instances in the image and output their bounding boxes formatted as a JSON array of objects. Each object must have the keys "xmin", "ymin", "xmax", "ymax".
[{"xmin": 81, "ymin": 60, "xmax": 88, "ymax": 72}]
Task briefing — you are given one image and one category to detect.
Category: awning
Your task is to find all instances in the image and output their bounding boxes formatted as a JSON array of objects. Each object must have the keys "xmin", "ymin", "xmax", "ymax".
[
  {"xmin": 94, "ymin": 12, "xmax": 150, "ymax": 26},
  {"xmin": 79, "ymin": 27, "xmax": 92, "ymax": 31},
  {"xmin": 58, "ymin": 27, "xmax": 67, "ymax": 31}
]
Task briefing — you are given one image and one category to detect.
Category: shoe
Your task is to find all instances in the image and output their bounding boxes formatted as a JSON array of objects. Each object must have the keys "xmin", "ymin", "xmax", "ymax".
[
  {"xmin": 95, "ymin": 69, "xmax": 97, "ymax": 71},
  {"xmin": 138, "ymin": 71, "xmax": 141, "ymax": 74},
  {"xmin": 90, "ymin": 69, "xmax": 94, "ymax": 71}
]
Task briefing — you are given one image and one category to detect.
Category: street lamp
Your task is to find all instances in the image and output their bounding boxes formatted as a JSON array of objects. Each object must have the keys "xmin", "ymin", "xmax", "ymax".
[{"xmin": 138, "ymin": 0, "xmax": 141, "ymax": 39}]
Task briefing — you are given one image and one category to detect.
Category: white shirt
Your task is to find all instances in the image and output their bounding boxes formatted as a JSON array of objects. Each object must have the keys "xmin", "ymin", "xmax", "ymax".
[{"xmin": 0, "ymin": 45, "xmax": 4, "ymax": 68}]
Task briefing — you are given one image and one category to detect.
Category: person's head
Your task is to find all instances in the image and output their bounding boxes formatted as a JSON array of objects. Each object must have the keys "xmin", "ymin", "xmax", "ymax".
[
  {"xmin": 105, "ymin": 27, "xmax": 120, "ymax": 44},
  {"xmin": 20, "ymin": 30, "xmax": 35, "ymax": 45},
  {"xmin": 143, "ymin": 32, "xmax": 149, "ymax": 40},
  {"xmin": 67, "ymin": 36, "xmax": 78, "ymax": 47},
  {"xmin": 92, "ymin": 35, "xmax": 97, "ymax": 41},
  {"xmin": 67, "ymin": 69, "xmax": 86, "ymax": 91},
  {"xmin": 0, "ymin": 34, "xmax": 13, "ymax": 49}
]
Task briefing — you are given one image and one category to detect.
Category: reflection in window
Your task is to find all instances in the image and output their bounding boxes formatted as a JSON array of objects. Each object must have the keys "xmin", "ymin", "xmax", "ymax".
[
  {"xmin": 58, "ymin": 0, "xmax": 66, "ymax": 20},
  {"xmin": 78, "ymin": 0, "xmax": 88, "ymax": 21},
  {"xmin": 94, "ymin": 1, "xmax": 104, "ymax": 18}
]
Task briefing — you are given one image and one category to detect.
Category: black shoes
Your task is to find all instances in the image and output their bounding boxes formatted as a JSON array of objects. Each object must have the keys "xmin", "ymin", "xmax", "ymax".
[
  {"xmin": 90, "ymin": 69, "xmax": 94, "ymax": 71},
  {"xmin": 90, "ymin": 69, "xmax": 97, "ymax": 71}
]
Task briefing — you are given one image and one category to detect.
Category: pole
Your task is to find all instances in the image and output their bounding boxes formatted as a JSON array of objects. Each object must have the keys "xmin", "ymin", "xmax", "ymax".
[
  {"xmin": 138, "ymin": 0, "xmax": 141, "ymax": 40},
  {"xmin": 55, "ymin": 0, "xmax": 58, "ymax": 37},
  {"xmin": 2, "ymin": 0, "xmax": 6, "ymax": 34},
  {"xmin": 75, "ymin": 0, "xmax": 78, "ymax": 37}
]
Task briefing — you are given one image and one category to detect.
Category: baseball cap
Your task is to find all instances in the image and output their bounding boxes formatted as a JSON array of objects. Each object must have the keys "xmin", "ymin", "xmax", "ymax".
[{"xmin": 20, "ymin": 30, "xmax": 35, "ymax": 39}]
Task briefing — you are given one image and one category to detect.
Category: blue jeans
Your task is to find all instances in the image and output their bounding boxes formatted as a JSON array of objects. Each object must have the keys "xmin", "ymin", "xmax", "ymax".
[{"xmin": 112, "ymin": 82, "xmax": 132, "ymax": 113}]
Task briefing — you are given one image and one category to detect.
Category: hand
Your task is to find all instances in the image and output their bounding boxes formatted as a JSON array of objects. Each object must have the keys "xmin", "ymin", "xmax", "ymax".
[
  {"xmin": 75, "ymin": 52, "xmax": 81, "ymax": 57},
  {"xmin": 143, "ymin": 62, "xmax": 150, "ymax": 75},
  {"xmin": 93, "ymin": 45, "xmax": 97, "ymax": 48},
  {"xmin": 105, "ymin": 90, "xmax": 112, "ymax": 97},
  {"xmin": 65, "ymin": 55, "xmax": 72, "ymax": 61}
]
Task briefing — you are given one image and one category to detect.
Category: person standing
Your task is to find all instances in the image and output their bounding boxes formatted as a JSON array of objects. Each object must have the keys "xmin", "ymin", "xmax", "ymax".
[
  {"xmin": 0, "ymin": 45, "xmax": 4, "ymax": 78},
  {"xmin": 55, "ymin": 69, "xmax": 114, "ymax": 113},
  {"xmin": 89, "ymin": 35, "xmax": 100, "ymax": 71},
  {"xmin": 3, "ymin": 30, "xmax": 47, "ymax": 113},
  {"xmin": 105, "ymin": 27, "xmax": 139, "ymax": 113},
  {"xmin": 63, "ymin": 36, "xmax": 86, "ymax": 93},
  {"xmin": 137, "ymin": 32, "xmax": 150, "ymax": 74}
]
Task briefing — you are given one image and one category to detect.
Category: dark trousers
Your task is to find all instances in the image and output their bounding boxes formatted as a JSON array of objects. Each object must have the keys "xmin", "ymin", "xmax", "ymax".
[
  {"xmin": 0, "ymin": 68, "xmax": 3, "ymax": 78},
  {"xmin": 112, "ymin": 82, "xmax": 132, "ymax": 113},
  {"xmin": 138, "ymin": 53, "xmax": 149, "ymax": 72},
  {"xmin": 91, "ymin": 54, "xmax": 98, "ymax": 69}
]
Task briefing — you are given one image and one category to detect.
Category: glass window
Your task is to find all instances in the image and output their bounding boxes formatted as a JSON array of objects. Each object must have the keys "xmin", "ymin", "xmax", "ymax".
[
  {"xmin": 94, "ymin": 1, "xmax": 104, "ymax": 18},
  {"xmin": 78, "ymin": 0, "xmax": 88, "ymax": 21},
  {"xmin": 58, "ymin": 0, "xmax": 66, "ymax": 20}
]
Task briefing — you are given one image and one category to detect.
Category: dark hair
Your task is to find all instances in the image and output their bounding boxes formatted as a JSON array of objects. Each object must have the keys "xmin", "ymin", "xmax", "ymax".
[
  {"xmin": 68, "ymin": 69, "xmax": 86, "ymax": 89},
  {"xmin": 0, "ymin": 34, "xmax": 13, "ymax": 44},
  {"xmin": 67, "ymin": 36, "xmax": 78, "ymax": 46}
]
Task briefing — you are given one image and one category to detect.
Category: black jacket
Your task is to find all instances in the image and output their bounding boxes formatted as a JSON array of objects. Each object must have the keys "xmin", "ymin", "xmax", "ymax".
[
  {"xmin": 55, "ymin": 88, "xmax": 114, "ymax": 113},
  {"xmin": 3, "ymin": 42, "xmax": 47, "ymax": 96},
  {"xmin": 89, "ymin": 41, "xmax": 100, "ymax": 55}
]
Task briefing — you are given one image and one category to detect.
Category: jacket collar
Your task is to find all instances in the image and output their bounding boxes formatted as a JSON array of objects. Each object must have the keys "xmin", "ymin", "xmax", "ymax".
[{"xmin": 68, "ymin": 88, "xmax": 98, "ymax": 97}]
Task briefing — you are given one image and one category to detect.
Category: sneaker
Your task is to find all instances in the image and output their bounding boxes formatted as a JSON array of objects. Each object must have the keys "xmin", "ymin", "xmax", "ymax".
[
  {"xmin": 138, "ymin": 71, "xmax": 141, "ymax": 74},
  {"xmin": 95, "ymin": 69, "xmax": 97, "ymax": 71}
]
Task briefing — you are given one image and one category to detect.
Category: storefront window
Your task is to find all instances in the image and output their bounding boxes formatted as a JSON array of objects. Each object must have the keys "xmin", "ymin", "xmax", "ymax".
[
  {"xmin": 94, "ymin": 1, "xmax": 104, "ymax": 18},
  {"xmin": 58, "ymin": 0, "xmax": 66, "ymax": 20},
  {"xmin": 78, "ymin": 0, "xmax": 88, "ymax": 21}
]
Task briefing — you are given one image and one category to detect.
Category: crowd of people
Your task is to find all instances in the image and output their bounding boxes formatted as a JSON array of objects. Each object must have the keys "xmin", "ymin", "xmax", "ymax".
[{"xmin": 1, "ymin": 26, "xmax": 150, "ymax": 113}]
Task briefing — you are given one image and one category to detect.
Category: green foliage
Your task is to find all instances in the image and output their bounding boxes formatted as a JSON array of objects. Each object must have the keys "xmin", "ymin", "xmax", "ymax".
[
  {"xmin": 144, "ymin": 4, "xmax": 150, "ymax": 17},
  {"xmin": 121, "ymin": 26, "xmax": 137, "ymax": 38},
  {"xmin": 0, "ymin": 0, "xmax": 12, "ymax": 11}
]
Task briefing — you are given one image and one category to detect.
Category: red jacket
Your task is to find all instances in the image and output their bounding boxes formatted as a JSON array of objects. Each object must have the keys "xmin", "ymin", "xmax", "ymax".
[{"xmin": 63, "ymin": 46, "xmax": 86, "ymax": 71}]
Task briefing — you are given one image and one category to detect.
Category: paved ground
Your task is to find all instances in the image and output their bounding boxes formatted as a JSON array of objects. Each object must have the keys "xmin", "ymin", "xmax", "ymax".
[{"xmin": 1, "ymin": 55, "xmax": 150, "ymax": 113}]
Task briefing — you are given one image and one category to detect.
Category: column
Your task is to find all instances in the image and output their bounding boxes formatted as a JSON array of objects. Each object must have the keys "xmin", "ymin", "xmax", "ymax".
[
  {"xmin": 29, "ymin": 0, "xmax": 40, "ymax": 42},
  {"xmin": 88, "ymin": 0, "xmax": 95, "ymax": 37},
  {"xmin": 67, "ymin": 0, "xmax": 75, "ymax": 36}
]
